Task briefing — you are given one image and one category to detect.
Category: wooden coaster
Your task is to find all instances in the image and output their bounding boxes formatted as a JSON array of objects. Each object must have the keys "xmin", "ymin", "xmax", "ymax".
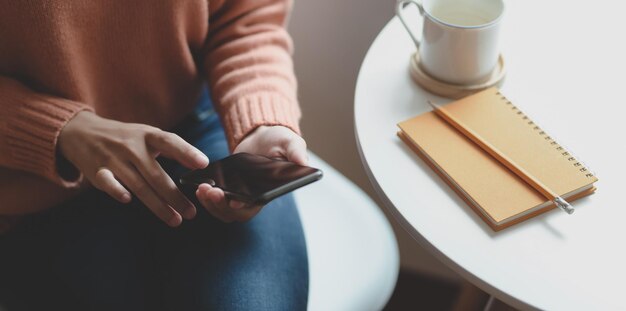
[{"xmin": 409, "ymin": 52, "xmax": 506, "ymax": 99}]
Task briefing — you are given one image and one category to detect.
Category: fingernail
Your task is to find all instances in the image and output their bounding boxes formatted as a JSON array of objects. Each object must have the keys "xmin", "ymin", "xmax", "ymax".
[
  {"xmin": 121, "ymin": 193, "xmax": 131, "ymax": 203},
  {"xmin": 197, "ymin": 183, "xmax": 208, "ymax": 190},
  {"xmin": 196, "ymin": 189, "xmax": 205, "ymax": 200},
  {"xmin": 230, "ymin": 201, "xmax": 245, "ymax": 209},
  {"xmin": 169, "ymin": 214, "xmax": 183, "ymax": 227},
  {"xmin": 182, "ymin": 207, "xmax": 196, "ymax": 220},
  {"xmin": 195, "ymin": 152, "xmax": 209, "ymax": 166}
]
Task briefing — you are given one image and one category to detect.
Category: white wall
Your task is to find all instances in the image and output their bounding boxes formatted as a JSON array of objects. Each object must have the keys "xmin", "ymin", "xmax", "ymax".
[{"xmin": 289, "ymin": 0, "xmax": 457, "ymax": 280}]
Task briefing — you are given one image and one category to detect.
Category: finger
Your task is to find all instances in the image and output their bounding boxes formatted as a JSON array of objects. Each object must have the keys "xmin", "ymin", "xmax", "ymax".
[
  {"xmin": 197, "ymin": 185, "xmax": 261, "ymax": 222},
  {"xmin": 92, "ymin": 168, "xmax": 132, "ymax": 203},
  {"xmin": 284, "ymin": 137, "xmax": 308, "ymax": 166},
  {"xmin": 134, "ymin": 158, "xmax": 196, "ymax": 220},
  {"xmin": 231, "ymin": 204, "xmax": 264, "ymax": 222},
  {"xmin": 195, "ymin": 187, "xmax": 224, "ymax": 222},
  {"xmin": 197, "ymin": 185, "xmax": 262, "ymax": 222},
  {"xmin": 147, "ymin": 131, "xmax": 209, "ymax": 169},
  {"xmin": 116, "ymin": 164, "xmax": 182, "ymax": 227},
  {"xmin": 229, "ymin": 200, "xmax": 247, "ymax": 209},
  {"xmin": 200, "ymin": 184, "xmax": 230, "ymax": 212},
  {"xmin": 196, "ymin": 184, "xmax": 232, "ymax": 223},
  {"xmin": 195, "ymin": 188, "xmax": 222, "ymax": 219}
]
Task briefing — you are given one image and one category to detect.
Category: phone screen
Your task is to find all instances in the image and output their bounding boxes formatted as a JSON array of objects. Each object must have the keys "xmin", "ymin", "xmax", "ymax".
[{"xmin": 180, "ymin": 153, "xmax": 322, "ymax": 204}]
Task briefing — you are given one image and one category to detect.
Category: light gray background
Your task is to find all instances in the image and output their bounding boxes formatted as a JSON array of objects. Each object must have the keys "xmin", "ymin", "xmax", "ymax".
[{"xmin": 289, "ymin": 0, "xmax": 457, "ymax": 280}]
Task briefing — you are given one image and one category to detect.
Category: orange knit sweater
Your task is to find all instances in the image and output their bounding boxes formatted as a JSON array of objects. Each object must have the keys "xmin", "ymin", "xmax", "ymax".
[{"xmin": 0, "ymin": 0, "xmax": 301, "ymax": 190}]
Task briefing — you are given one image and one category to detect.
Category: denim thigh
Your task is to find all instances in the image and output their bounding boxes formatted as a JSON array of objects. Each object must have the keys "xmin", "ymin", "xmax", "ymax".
[{"xmin": 0, "ymin": 91, "xmax": 309, "ymax": 311}]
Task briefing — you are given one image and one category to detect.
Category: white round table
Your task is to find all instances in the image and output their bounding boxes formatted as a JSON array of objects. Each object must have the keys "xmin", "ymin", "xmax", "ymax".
[{"xmin": 354, "ymin": 0, "xmax": 626, "ymax": 310}]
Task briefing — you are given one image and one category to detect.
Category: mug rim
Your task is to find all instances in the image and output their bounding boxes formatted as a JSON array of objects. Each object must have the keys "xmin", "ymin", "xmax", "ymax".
[{"xmin": 422, "ymin": 0, "xmax": 505, "ymax": 30}]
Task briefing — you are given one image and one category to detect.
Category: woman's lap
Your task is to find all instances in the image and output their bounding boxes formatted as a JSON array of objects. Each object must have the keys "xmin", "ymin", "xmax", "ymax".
[
  {"xmin": 0, "ymin": 94, "xmax": 309, "ymax": 311},
  {"xmin": 158, "ymin": 194, "xmax": 308, "ymax": 310}
]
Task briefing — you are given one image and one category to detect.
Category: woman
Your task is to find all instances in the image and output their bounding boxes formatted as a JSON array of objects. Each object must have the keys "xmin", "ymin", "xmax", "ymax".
[{"xmin": 0, "ymin": 0, "xmax": 309, "ymax": 310}]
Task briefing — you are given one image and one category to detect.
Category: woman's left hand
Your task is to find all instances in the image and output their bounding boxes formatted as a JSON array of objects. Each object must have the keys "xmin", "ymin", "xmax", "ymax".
[{"xmin": 195, "ymin": 125, "xmax": 307, "ymax": 222}]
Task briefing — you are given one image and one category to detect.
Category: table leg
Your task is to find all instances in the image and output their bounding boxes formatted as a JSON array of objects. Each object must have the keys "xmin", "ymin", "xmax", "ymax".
[
  {"xmin": 453, "ymin": 281, "xmax": 490, "ymax": 311},
  {"xmin": 484, "ymin": 295, "xmax": 495, "ymax": 311}
]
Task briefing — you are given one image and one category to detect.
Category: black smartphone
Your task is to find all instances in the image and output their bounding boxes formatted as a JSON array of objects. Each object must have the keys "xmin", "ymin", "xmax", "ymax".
[{"xmin": 179, "ymin": 152, "xmax": 323, "ymax": 204}]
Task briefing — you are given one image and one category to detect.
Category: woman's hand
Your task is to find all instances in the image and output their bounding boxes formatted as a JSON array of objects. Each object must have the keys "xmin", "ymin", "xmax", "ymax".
[
  {"xmin": 195, "ymin": 125, "xmax": 307, "ymax": 223},
  {"xmin": 58, "ymin": 111, "xmax": 209, "ymax": 227}
]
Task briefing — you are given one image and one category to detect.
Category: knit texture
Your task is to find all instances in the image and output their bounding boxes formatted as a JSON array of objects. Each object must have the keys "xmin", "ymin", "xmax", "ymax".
[{"xmin": 0, "ymin": 0, "xmax": 301, "ymax": 188}]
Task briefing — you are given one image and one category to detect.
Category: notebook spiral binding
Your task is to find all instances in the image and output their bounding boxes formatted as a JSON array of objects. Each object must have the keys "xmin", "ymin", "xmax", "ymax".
[{"xmin": 495, "ymin": 91, "xmax": 596, "ymax": 179}]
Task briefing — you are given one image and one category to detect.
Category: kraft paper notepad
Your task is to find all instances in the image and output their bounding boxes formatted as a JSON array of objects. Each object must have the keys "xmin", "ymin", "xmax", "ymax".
[{"xmin": 397, "ymin": 88, "xmax": 598, "ymax": 231}]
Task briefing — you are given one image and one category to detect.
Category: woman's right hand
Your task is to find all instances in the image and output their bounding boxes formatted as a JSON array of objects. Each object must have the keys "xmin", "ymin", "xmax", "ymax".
[{"xmin": 58, "ymin": 111, "xmax": 209, "ymax": 227}]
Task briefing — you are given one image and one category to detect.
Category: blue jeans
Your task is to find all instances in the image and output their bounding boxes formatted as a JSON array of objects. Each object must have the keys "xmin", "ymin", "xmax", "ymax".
[{"xmin": 0, "ymin": 89, "xmax": 309, "ymax": 311}]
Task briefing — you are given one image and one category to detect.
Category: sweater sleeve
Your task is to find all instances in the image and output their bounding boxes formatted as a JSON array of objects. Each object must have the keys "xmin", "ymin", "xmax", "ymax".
[
  {"xmin": 204, "ymin": 0, "xmax": 301, "ymax": 150},
  {"xmin": 0, "ymin": 76, "xmax": 94, "ymax": 187}
]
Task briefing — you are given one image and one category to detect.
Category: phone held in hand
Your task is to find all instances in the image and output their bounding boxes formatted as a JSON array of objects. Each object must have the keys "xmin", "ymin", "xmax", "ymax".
[{"xmin": 179, "ymin": 153, "xmax": 323, "ymax": 205}]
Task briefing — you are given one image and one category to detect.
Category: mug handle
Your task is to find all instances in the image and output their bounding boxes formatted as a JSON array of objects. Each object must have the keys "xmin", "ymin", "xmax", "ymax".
[{"xmin": 396, "ymin": 0, "xmax": 425, "ymax": 48}]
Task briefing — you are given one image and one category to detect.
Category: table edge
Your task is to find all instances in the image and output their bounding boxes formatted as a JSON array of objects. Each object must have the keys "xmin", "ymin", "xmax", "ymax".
[{"xmin": 352, "ymin": 16, "xmax": 539, "ymax": 311}]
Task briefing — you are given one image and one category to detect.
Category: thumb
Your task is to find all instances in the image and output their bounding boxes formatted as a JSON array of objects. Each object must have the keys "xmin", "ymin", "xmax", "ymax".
[{"xmin": 284, "ymin": 138, "xmax": 308, "ymax": 166}]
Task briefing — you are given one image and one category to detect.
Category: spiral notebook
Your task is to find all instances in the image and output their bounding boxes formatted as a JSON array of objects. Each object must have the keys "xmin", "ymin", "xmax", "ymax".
[{"xmin": 397, "ymin": 88, "xmax": 598, "ymax": 230}]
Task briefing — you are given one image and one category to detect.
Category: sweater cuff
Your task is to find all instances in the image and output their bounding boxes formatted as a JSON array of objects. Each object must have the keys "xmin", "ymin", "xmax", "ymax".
[
  {"xmin": 221, "ymin": 93, "xmax": 302, "ymax": 150},
  {"xmin": 4, "ymin": 95, "xmax": 93, "ymax": 188}
]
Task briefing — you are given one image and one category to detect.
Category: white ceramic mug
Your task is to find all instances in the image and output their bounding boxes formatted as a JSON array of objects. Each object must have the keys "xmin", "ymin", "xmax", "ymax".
[{"xmin": 396, "ymin": 0, "xmax": 504, "ymax": 85}]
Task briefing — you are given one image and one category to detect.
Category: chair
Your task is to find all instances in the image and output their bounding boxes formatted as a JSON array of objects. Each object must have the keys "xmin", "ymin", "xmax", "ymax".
[{"xmin": 295, "ymin": 153, "xmax": 399, "ymax": 311}]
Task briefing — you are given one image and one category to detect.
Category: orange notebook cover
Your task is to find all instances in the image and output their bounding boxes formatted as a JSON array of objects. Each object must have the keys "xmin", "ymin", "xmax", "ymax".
[{"xmin": 397, "ymin": 88, "xmax": 598, "ymax": 231}]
